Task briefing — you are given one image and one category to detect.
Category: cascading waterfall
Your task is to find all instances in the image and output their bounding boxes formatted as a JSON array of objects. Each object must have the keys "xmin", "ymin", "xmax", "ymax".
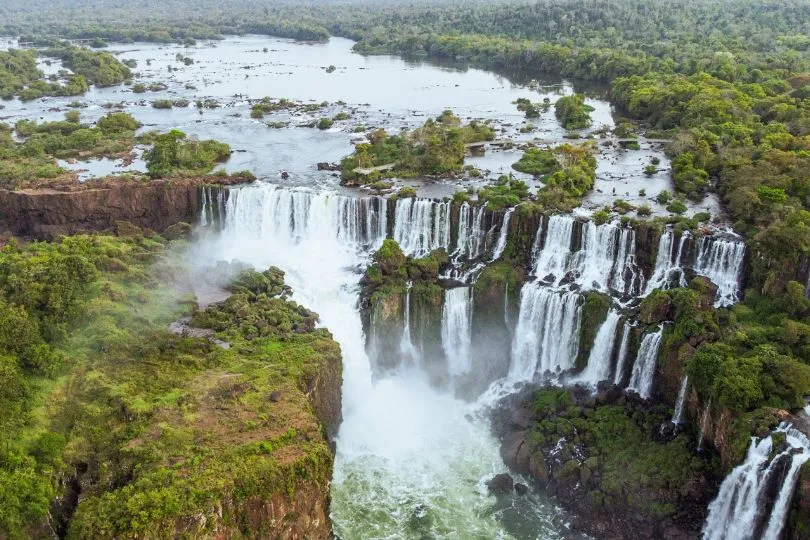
[
  {"xmin": 576, "ymin": 221, "xmax": 622, "ymax": 291},
  {"xmin": 671, "ymin": 375, "xmax": 689, "ymax": 424},
  {"xmin": 209, "ymin": 183, "xmax": 573, "ymax": 537},
  {"xmin": 198, "ymin": 185, "xmax": 228, "ymax": 228},
  {"xmin": 531, "ymin": 215, "xmax": 576, "ymax": 281},
  {"xmin": 645, "ymin": 229, "xmax": 690, "ymax": 293},
  {"xmin": 611, "ymin": 228, "xmax": 644, "ymax": 296},
  {"xmin": 490, "ymin": 207, "xmax": 514, "ymax": 261},
  {"xmin": 441, "ymin": 287, "xmax": 473, "ymax": 378},
  {"xmin": 393, "ymin": 197, "xmax": 450, "ymax": 256},
  {"xmin": 399, "ymin": 281, "xmax": 419, "ymax": 365},
  {"xmin": 613, "ymin": 322, "xmax": 632, "ymax": 386},
  {"xmin": 578, "ymin": 309, "xmax": 621, "ymax": 385},
  {"xmin": 452, "ymin": 202, "xmax": 488, "ymax": 261},
  {"xmin": 693, "ymin": 236, "xmax": 746, "ymax": 307},
  {"xmin": 224, "ymin": 184, "xmax": 387, "ymax": 248},
  {"xmin": 627, "ymin": 326, "xmax": 664, "ymax": 399},
  {"xmin": 509, "ymin": 285, "xmax": 581, "ymax": 382},
  {"xmin": 703, "ymin": 423, "xmax": 810, "ymax": 540}
]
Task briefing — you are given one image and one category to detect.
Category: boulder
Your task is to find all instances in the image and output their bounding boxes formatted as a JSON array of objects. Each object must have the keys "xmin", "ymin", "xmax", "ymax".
[{"xmin": 486, "ymin": 473, "xmax": 514, "ymax": 495}]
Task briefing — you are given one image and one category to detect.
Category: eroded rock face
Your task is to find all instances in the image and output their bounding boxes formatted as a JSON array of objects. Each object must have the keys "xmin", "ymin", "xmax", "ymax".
[
  {"xmin": 492, "ymin": 386, "xmax": 720, "ymax": 539},
  {"xmin": 0, "ymin": 177, "xmax": 243, "ymax": 240}
]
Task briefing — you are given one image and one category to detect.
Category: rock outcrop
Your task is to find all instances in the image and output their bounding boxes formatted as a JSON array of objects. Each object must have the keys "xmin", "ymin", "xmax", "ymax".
[{"xmin": 0, "ymin": 177, "xmax": 246, "ymax": 240}]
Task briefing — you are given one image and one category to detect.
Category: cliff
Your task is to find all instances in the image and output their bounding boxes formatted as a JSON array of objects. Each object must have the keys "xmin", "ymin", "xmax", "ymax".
[{"xmin": 0, "ymin": 176, "xmax": 246, "ymax": 240}]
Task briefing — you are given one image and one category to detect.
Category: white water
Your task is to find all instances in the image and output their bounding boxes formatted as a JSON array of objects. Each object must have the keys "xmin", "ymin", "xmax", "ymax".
[
  {"xmin": 671, "ymin": 375, "xmax": 689, "ymax": 424},
  {"xmin": 613, "ymin": 322, "xmax": 633, "ymax": 386},
  {"xmin": 198, "ymin": 185, "xmax": 227, "ymax": 227},
  {"xmin": 201, "ymin": 183, "xmax": 572, "ymax": 538},
  {"xmin": 645, "ymin": 229, "xmax": 689, "ymax": 293},
  {"xmin": 576, "ymin": 221, "xmax": 622, "ymax": 292},
  {"xmin": 531, "ymin": 215, "xmax": 575, "ymax": 281},
  {"xmin": 509, "ymin": 284, "xmax": 582, "ymax": 382},
  {"xmin": 393, "ymin": 197, "xmax": 451, "ymax": 256},
  {"xmin": 400, "ymin": 281, "xmax": 420, "ymax": 365},
  {"xmin": 442, "ymin": 287, "xmax": 473, "ymax": 378},
  {"xmin": 490, "ymin": 208, "xmax": 514, "ymax": 261},
  {"xmin": 703, "ymin": 423, "xmax": 810, "ymax": 540},
  {"xmin": 612, "ymin": 227, "xmax": 644, "ymax": 296},
  {"xmin": 693, "ymin": 236, "xmax": 746, "ymax": 307},
  {"xmin": 627, "ymin": 326, "xmax": 664, "ymax": 399},
  {"xmin": 578, "ymin": 310, "xmax": 621, "ymax": 386}
]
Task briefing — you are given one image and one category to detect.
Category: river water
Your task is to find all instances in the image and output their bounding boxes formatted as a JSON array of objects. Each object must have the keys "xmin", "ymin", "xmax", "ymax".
[{"xmin": 2, "ymin": 35, "xmax": 716, "ymax": 538}]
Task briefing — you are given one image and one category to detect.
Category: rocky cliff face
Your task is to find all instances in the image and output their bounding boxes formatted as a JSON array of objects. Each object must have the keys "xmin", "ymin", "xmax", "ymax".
[{"xmin": 0, "ymin": 177, "xmax": 243, "ymax": 240}]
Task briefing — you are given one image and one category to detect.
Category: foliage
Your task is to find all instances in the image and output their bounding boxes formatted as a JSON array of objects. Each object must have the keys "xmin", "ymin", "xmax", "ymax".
[
  {"xmin": 144, "ymin": 130, "xmax": 231, "ymax": 178},
  {"xmin": 554, "ymin": 94, "xmax": 594, "ymax": 130},
  {"xmin": 511, "ymin": 148, "xmax": 559, "ymax": 176},
  {"xmin": 340, "ymin": 110, "xmax": 493, "ymax": 185},
  {"xmin": 42, "ymin": 45, "xmax": 131, "ymax": 87},
  {"xmin": 477, "ymin": 175, "xmax": 529, "ymax": 211}
]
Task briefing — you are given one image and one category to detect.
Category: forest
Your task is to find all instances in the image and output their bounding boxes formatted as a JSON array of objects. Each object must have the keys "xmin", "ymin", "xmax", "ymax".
[{"xmin": 0, "ymin": 0, "xmax": 810, "ymax": 537}]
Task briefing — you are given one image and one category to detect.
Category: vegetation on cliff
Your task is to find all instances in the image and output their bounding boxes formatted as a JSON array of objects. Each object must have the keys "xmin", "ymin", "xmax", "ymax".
[
  {"xmin": 0, "ymin": 233, "xmax": 339, "ymax": 537},
  {"xmin": 144, "ymin": 130, "xmax": 231, "ymax": 178}
]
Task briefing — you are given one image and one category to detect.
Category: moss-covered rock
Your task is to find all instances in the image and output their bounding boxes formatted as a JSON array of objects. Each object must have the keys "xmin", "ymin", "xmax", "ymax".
[{"xmin": 577, "ymin": 291, "xmax": 611, "ymax": 369}]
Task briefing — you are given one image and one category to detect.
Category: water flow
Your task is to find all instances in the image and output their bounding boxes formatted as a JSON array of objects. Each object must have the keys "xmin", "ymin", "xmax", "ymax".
[
  {"xmin": 531, "ymin": 215, "xmax": 575, "ymax": 281},
  {"xmin": 671, "ymin": 375, "xmax": 689, "ymax": 424},
  {"xmin": 703, "ymin": 423, "xmax": 810, "ymax": 540},
  {"xmin": 611, "ymin": 228, "xmax": 644, "ymax": 296},
  {"xmin": 697, "ymin": 400, "xmax": 712, "ymax": 451},
  {"xmin": 575, "ymin": 221, "xmax": 621, "ymax": 291},
  {"xmin": 441, "ymin": 287, "xmax": 473, "ymax": 377},
  {"xmin": 578, "ymin": 309, "xmax": 621, "ymax": 385},
  {"xmin": 393, "ymin": 197, "xmax": 451, "ymax": 256},
  {"xmin": 613, "ymin": 322, "xmax": 633, "ymax": 386},
  {"xmin": 490, "ymin": 207, "xmax": 514, "ymax": 261},
  {"xmin": 208, "ymin": 183, "xmax": 571, "ymax": 538},
  {"xmin": 399, "ymin": 281, "xmax": 420, "ymax": 365},
  {"xmin": 509, "ymin": 284, "xmax": 582, "ymax": 382},
  {"xmin": 198, "ymin": 185, "xmax": 227, "ymax": 228},
  {"xmin": 693, "ymin": 236, "xmax": 746, "ymax": 307},
  {"xmin": 627, "ymin": 326, "xmax": 664, "ymax": 399},
  {"xmin": 645, "ymin": 229, "xmax": 690, "ymax": 293}
]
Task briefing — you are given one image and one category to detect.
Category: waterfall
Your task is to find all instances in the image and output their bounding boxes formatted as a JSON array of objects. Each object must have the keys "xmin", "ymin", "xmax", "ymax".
[
  {"xmin": 703, "ymin": 423, "xmax": 810, "ymax": 540},
  {"xmin": 627, "ymin": 326, "xmax": 664, "ymax": 399},
  {"xmin": 441, "ymin": 287, "xmax": 473, "ymax": 377},
  {"xmin": 611, "ymin": 228, "xmax": 644, "ymax": 296},
  {"xmin": 224, "ymin": 184, "xmax": 387, "ymax": 248},
  {"xmin": 490, "ymin": 208, "xmax": 514, "ymax": 261},
  {"xmin": 613, "ymin": 322, "xmax": 632, "ymax": 386},
  {"xmin": 575, "ymin": 221, "xmax": 621, "ymax": 291},
  {"xmin": 531, "ymin": 215, "xmax": 576, "ymax": 281},
  {"xmin": 697, "ymin": 400, "xmax": 712, "ymax": 451},
  {"xmin": 671, "ymin": 375, "xmax": 689, "ymax": 424},
  {"xmin": 645, "ymin": 229, "xmax": 690, "ymax": 294},
  {"xmin": 578, "ymin": 309, "xmax": 621, "ymax": 385},
  {"xmin": 399, "ymin": 282, "xmax": 419, "ymax": 365},
  {"xmin": 693, "ymin": 236, "xmax": 746, "ymax": 307},
  {"xmin": 198, "ymin": 185, "xmax": 227, "ymax": 228},
  {"xmin": 509, "ymin": 284, "xmax": 581, "ymax": 382},
  {"xmin": 762, "ymin": 426, "xmax": 810, "ymax": 540},
  {"xmin": 452, "ymin": 202, "xmax": 488, "ymax": 261},
  {"xmin": 393, "ymin": 197, "xmax": 451, "ymax": 256}
]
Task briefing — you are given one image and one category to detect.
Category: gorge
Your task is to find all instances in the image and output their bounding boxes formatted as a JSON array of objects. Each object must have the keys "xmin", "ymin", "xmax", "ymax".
[{"xmin": 1, "ymin": 8, "xmax": 810, "ymax": 537}]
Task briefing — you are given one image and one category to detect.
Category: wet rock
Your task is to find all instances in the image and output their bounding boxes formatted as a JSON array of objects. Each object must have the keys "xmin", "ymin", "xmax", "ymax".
[
  {"xmin": 280, "ymin": 171, "xmax": 290, "ymax": 179},
  {"xmin": 514, "ymin": 483, "xmax": 529, "ymax": 496},
  {"xmin": 163, "ymin": 221, "xmax": 192, "ymax": 240},
  {"xmin": 317, "ymin": 162, "xmax": 341, "ymax": 171},
  {"xmin": 486, "ymin": 473, "xmax": 514, "ymax": 494}
]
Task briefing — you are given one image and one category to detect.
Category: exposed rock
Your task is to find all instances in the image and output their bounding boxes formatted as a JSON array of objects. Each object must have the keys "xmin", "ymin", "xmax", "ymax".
[
  {"xmin": 269, "ymin": 391, "xmax": 282, "ymax": 402},
  {"xmin": 163, "ymin": 221, "xmax": 193, "ymax": 240},
  {"xmin": 514, "ymin": 483, "xmax": 529, "ymax": 495},
  {"xmin": 0, "ymin": 178, "xmax": 242, "ymax": 240},
  {"xmin": 486, "ymin": 473, "xmax": 515, "ymax": 494},
  {"xmin": 317, "ymin": 162, "xmax": 341, "ymax": 171}
]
